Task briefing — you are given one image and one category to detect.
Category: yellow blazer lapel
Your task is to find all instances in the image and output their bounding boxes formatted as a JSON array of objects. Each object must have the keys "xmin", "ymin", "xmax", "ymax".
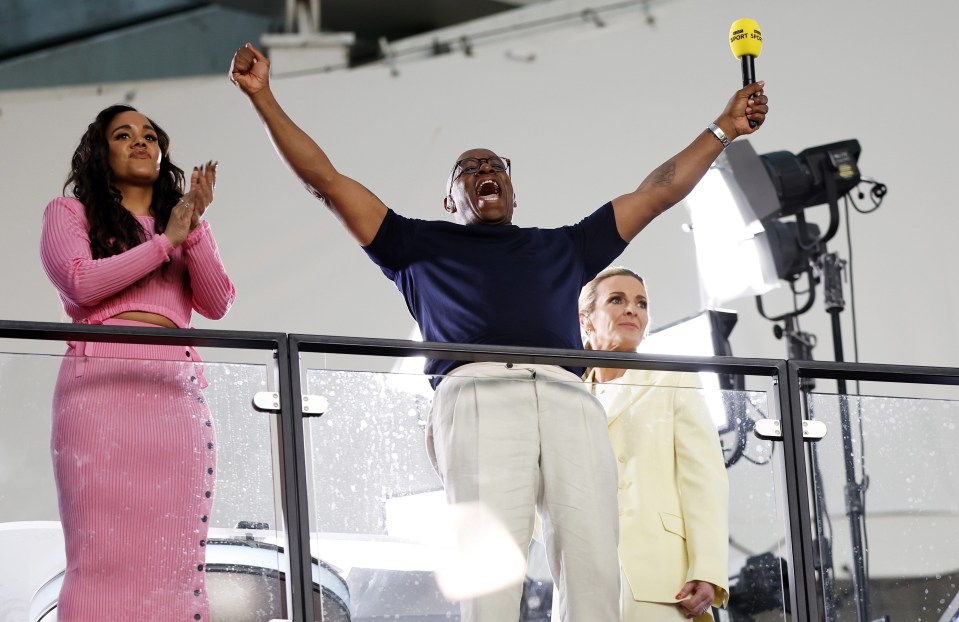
[{"xmin": 591, "ymin": 368, "xmax": 658, "ymax": 426}]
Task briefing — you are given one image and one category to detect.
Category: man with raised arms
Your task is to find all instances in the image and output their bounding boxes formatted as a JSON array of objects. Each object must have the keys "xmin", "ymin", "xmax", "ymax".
[{"xmin": 230, "ymin": 42, "xmax": 767, "ymax": 622}]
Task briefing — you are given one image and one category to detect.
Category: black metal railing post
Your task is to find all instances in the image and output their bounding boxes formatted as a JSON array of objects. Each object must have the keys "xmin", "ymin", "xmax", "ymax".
[
  {"xmin": 783, "ymin": 360, "xmax": 826, "ymax": 621},
  {"xmin": 277, "ymin": 337, "xmax": 317, "ymax": 622}
]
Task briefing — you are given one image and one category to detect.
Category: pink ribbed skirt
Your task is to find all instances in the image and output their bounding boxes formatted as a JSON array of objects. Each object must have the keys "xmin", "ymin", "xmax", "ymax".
[{"xmin": 51, "ymin": 319, "xmax": 216, "ymax": 621}]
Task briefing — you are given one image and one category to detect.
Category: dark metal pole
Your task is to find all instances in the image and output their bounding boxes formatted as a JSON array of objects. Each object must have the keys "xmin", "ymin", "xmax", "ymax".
[
  {"xmin": 276, "ymin": 338, "xmax": 317, "ymax": 621},
  {"xmin": 821, "ymin": 251, "xmax": 870, "ymax": 622},
  {"xmin": 780, "ymin": 361, "xmax": 821, "ymax": 622}
]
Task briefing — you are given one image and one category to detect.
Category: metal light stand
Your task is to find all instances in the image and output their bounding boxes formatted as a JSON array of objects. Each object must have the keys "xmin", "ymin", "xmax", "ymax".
[
  {"xmin": 757, "ymin": 267, "xmax": 818, "ymax": 390},
  {"xmin": 757, "ymin": 163, "xmax": 875, "ymax": 622},
  {"xmin": 819, "ymin": 248, "xmax": 872, "ymax": 622},
  {"xmin": 774, "ymin": 312, "xmax": 818, "ymax": 391},
  {"xmin": 758, "ymin": 267, "xmax": 838, "ymax": 620}
]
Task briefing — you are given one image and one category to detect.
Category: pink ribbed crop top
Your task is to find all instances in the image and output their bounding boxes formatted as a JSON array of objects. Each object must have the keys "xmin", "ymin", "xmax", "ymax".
[{"xmin": 40, "ymin": 197, "xmax": 236, "ymax": 328}]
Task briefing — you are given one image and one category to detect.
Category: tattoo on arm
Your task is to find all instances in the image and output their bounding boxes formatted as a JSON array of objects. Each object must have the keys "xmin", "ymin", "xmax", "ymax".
[
  {"xmin": 650, "ymin": 160, "xmax": 676, "ymax": 187},
  {"xmin": 310, "ymin": 180, "xmax": 386, "ymax": 215}
]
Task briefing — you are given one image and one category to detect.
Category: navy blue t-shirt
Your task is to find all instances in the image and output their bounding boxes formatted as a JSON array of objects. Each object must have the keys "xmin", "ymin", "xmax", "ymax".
[{"xmin": 362, "ymin": 202, "xmax": 629, "ymax": 384}]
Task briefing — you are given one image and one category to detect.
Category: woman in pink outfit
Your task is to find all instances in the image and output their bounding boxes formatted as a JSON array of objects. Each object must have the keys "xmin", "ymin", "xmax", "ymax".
[{"xmin": 40, "ymin": 104, "xmax": 236, "ymax": 621}]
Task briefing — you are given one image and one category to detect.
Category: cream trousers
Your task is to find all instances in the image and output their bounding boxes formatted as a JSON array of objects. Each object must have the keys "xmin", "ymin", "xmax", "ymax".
[{"xmin": 428, "ymin": 362, "xmax": 621, "ymax": 622}]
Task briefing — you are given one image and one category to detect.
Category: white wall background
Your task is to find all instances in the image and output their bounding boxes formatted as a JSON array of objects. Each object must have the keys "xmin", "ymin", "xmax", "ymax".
[{"xmin": 2, "ymin": 0, "xmax": 957, "ymax": 376}]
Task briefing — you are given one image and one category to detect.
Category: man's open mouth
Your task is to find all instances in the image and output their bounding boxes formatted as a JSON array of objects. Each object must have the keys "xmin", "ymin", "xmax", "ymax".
[{"xmin": 476, "ymin": 179, "xmax": 501, "ymax": 200}]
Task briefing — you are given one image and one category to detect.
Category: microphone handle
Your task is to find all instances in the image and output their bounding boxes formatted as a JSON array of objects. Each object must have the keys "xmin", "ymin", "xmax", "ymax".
[{"xmin": 741, "ymin": 55, "xmax": 758, "ymax": 128}]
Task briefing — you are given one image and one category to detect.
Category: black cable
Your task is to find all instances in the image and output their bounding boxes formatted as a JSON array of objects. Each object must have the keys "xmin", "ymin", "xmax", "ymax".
[
  {"xmin": 792, "ymin": 284, "xmax": 803, "ymax": 333},
  {"xmin": 790, "ymin": 276, "xmax": 815, "ymax": 296},
  {"xmin": 843, "ymin": 196, "xmax": 875, "ymax": 603},
  {"xmin": 722, "ymin": 394, "xmax": 775, "ymax": 467},
  {"xmin": 808, "ymin": 397, "xmax": 838, "ymax": 618},
  {"xmin": 848, "ymin": 178, "xmax": 886, "ymax": 215},
  {"xmin": 741, "ymin": 443, "xmax": 774, "ymax": 465},
  {"xmin": 843, "ymin": 198, "xmax": 862, "ymax": 392},
  {"xmin": 741, "ymin": 396, "xmax": 774, "ymax": 465}
]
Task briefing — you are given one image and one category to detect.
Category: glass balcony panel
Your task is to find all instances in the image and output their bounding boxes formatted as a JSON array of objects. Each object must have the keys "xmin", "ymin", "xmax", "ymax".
[
  {"xmin": 304, "ymin": 367, "xmax": 449, "ymax": 620},
  {"xmin": 0, "ymin": 347, "xmax": 289, "ymax": 622},
  {"xmin": 806, "ymin": 391, "xmax": 959, "ymax": 622},
  {"xmin": 201, "ymin": 358, "xmax": 291, "ymax": 622},
  {"xmin": 720, "ymin": 386, "xmax": 790, "ymax": 621},
  {"xmin": 0, "ymin": 352, "xmax": 63, "ymax": 622},
  {"xmin": 303, "ymin": 364, "xmax": 788, "ymax": 621}
]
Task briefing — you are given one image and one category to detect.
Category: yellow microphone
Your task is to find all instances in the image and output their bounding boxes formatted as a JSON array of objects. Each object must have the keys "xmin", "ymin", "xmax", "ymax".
[{"xmin": 729, "ymin": 18, "xmax": 763, "ymax": 127}]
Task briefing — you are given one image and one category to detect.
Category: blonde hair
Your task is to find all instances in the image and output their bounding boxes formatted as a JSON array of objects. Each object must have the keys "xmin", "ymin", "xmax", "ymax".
[{"xmin": 579, "ymin": 266, "xmax": 648, "ymax": 350}]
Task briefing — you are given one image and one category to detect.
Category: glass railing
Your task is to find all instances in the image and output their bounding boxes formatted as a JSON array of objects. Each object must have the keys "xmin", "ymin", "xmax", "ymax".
[
  {"xmin": 301, "ymin": 367, "xmax": 441, "ymax": 620},
  {"xmin": 790, "ymin": 360, "xmax": 959, "ymax": 622},
  {"xmin": 0, "ymin": 322, "xmax": 295, "ymax": 622},
  {"xmin": 5, "ymin": 321, "xmax": 959, "ymax": 622},
  {"xmin": 1, "ymin": 350, "xmax": 65, "ymax": 622},
  {"xmin": 721, "ymin": 386, "xmax": 791, "ymax": 621},
  {"xmin": 806, "ymin": 391, "xmax": 959, "ymax": 622},
  {"xmin": 293, "ymin": 336, "xmax": 793, "ymax": 622}
]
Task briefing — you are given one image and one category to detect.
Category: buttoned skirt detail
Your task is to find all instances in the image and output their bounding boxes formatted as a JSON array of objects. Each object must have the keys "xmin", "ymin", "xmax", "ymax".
[{"xmin": 51, "ymin": 320, "xmax": 216, "ymax": 621}]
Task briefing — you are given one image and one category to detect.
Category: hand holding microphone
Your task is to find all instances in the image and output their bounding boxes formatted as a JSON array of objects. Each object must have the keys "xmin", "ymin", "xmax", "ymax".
[
  {"xmin": 729, "ymin": 18, "xmax": 764, "ymax": 128},
  {"xmin": 709, "ymin": 17, "xmax": 768, "ymax": 144}
]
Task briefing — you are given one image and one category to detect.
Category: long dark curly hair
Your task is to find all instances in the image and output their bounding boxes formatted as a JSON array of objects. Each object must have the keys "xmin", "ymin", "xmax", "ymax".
[{"xmin": 64, "ymin": 104, "xmax": 185, "ymax": 259}]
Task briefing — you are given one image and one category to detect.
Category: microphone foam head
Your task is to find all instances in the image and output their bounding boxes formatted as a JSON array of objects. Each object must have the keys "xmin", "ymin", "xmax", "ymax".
[{"xmin": 729, "ymin": 18, "xmax": 763, "ymax": 59}]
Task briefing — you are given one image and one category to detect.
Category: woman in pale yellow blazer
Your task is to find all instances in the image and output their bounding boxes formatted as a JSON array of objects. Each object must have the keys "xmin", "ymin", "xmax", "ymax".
[{"xmin": 579, "ymin": 267, "xmax": 729, "ymax": 621}]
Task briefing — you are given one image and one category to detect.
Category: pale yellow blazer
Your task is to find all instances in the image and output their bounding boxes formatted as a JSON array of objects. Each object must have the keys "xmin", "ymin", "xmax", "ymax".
[{"xmin": 590, "ymin": 368, "xmax": 730, "ymax": 608}]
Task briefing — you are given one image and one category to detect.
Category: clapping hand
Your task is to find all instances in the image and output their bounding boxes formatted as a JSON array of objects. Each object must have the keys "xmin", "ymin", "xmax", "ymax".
[
  {"xmin": 166, "ymin": 161, "xmax": 216, "ymax": 246},
  {"xmin": 184, "ymin": 161, "xmax": 217, "ymax": 230}
]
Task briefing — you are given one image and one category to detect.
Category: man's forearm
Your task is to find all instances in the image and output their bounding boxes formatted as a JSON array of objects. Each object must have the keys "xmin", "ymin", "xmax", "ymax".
[
  {"xmin": 250, "ymin": 87, "xmax": 338, "ymax": 196},
  {"xmin": 245, "ymin": 86, "xmax": 388, "ymax": 245},
  {"xmin": 636, "ymin": 130, "xmax": 724, "ymax": 214}
]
